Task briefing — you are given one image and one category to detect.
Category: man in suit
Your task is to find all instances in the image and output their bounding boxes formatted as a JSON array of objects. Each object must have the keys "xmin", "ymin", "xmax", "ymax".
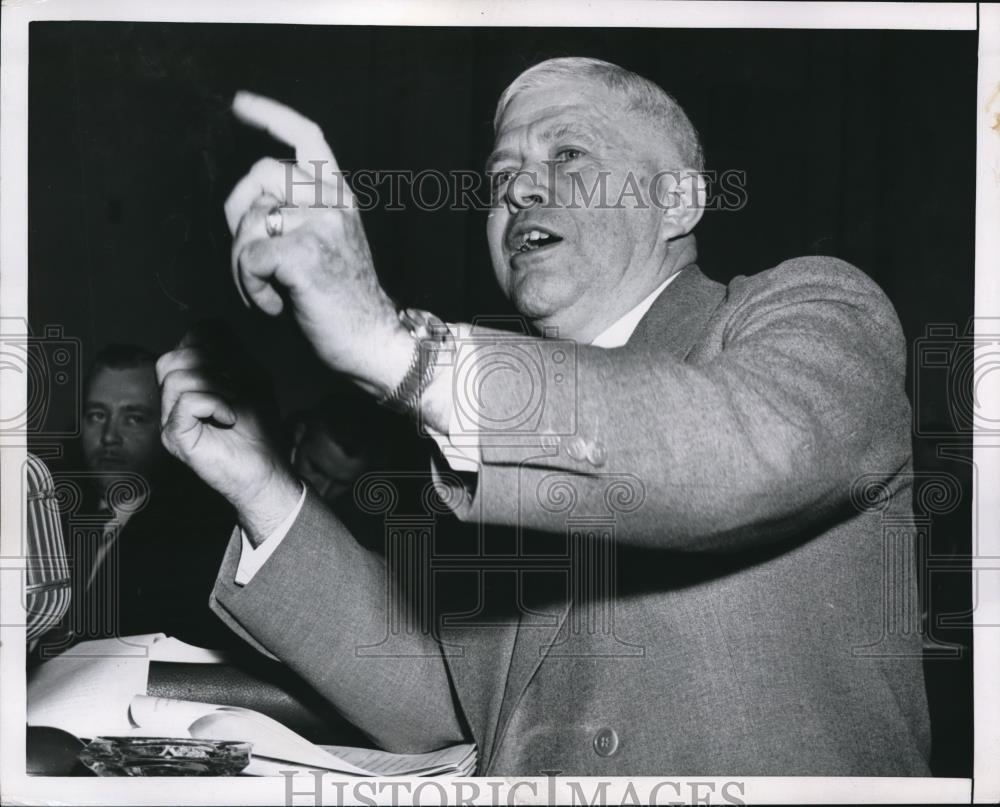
[
  {"xmin": 284, "ymin": 384, "xmax": 406, "ymax": 509},
  {"xmin": 40, "ymin": 344, "xmax": 237, "ymax": 652},
  {"xmin": 158, "ymin": 57, "xmax": 931, "ymax": 774}
]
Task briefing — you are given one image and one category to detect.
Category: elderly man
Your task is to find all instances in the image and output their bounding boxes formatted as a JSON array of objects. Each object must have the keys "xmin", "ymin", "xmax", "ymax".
[{"xmin": 158, "ymin": 57, "xmax": 930, "ymax": 775}]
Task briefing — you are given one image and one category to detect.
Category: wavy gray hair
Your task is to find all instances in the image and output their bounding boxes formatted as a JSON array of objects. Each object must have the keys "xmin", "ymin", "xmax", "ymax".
[{"xmin": 494, "ymin": 57, "xmax": 704, "ymax": 172}]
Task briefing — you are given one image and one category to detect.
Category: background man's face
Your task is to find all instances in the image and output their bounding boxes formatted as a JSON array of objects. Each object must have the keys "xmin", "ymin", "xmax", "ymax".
[
  {"xmin": 81, "ymin": 365, "xmax": 163, "ymax": 491},
  {"xmin": 291, "ymin": 419, "xmax": 372, "ymax": 505},
  {"xmin": 486, "ymin": 80, "xmax": 669, "ymax": 338}
]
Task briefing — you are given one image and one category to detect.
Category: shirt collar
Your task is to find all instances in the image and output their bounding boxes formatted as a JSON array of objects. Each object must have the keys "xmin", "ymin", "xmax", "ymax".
[
  {"xmin": 97, "ymin": 490, "xmax": 149, "ymax": 529},
  {"xmin": 590, "ymin": 271, "xmax": 681, "ymax": 348}
]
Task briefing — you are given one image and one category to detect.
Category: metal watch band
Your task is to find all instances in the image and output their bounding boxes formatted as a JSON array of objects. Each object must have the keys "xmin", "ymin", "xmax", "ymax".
[{"xmin": 379, "ymin": 308, "xmax": 449, "ymax": 415}]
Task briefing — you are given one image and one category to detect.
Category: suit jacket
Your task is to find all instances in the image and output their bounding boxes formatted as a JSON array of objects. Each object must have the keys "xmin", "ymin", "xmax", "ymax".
[
  {"xmin": 40, "ymin": 463, "xmax": 240, "ymax": 654},
  {"xmin": 210, "ymin": 257, "xmax": 931, "ymax": 776}
]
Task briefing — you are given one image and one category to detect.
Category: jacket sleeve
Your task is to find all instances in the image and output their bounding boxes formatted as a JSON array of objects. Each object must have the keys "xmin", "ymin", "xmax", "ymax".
[
  {"xmin": 436, "ymin": 258, "xmax": 912, "ymax": 552},
  {"xmin": 209, "ymin": 490, "xmax": 468, "ymax": 753}
]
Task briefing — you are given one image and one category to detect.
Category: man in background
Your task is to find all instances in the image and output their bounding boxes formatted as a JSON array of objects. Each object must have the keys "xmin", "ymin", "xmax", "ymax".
[
  {"xmin": 285, "ymin": 382, "xmax": 432, "ymax": 559},
  {"xmin": 40, "ymin": 344, "xmax": 237, "ymax": 652},
  {"xmin": 80, "ymin": 344, "xmax": 163, "ymax": 506},
  {"xmin": 286, "ymin": 387, "xmax": 387, "ymax": 508}
]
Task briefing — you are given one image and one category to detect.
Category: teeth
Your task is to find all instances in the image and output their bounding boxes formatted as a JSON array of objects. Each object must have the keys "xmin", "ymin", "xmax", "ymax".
[
  {"xmin": 516, "ymin": 230, "xmax": 552, "ymax": 251},
  {"xmin": 513, "ymin": 228, "xmax": 561, "ymax": 253}
]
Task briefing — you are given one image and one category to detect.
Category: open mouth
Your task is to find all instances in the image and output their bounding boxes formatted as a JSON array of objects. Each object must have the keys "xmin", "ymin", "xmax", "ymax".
[{"xmin": 511, "ymin": 228, "xmax": 564, "ymax": 255}]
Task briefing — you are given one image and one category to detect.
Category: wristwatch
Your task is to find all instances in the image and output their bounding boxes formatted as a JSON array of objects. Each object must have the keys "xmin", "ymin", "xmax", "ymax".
[{"xmin": 378, "ymin": 308, "xmax": 451, "ymax": 415}]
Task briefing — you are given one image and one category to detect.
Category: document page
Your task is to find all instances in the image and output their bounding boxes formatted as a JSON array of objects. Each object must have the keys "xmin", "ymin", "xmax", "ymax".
[{"xmin": 27, "ymin": 634, "xmax": 163, "ymax": 738}]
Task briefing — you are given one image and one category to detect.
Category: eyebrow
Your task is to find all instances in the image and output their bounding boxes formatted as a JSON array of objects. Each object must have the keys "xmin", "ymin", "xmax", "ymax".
[
  {"xmin": 540, "ymin": 122, "xmax": 600, "ymax": 145},
  {"xmin": 485, "ymin": 121, "xmax": 602, "ymax": 171},
  {"xmin": 485, "ymin": 148, "xmax": 516, "ymax": 172},
  {"xmin": 85, "ymin": 402, "xmax": 153, "ymax": 414}
]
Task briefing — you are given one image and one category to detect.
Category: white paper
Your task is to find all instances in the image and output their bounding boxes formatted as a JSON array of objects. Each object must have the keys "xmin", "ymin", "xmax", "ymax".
[
  {"xmin": 320, "ymin": 743, "xmax": 477, "ymax": 776},
  {"xmin": 27, "ymin": 635, "xmax": 476, "ymax": 777},
  {"xmin": 128, "ymin": 695, "xmax": 222, "ymax": 736},
  {"xmin": 129, "ymin": 696, "xmax": 372, "ymax": 775},
  {"xmin": 148, "ymin": 636, "xmax": 232, "ymax": 664},
  {"xmin": 26, "ymin": 634, "xmax": 163, "ymax": 739},
  {"xmin": 127, "ymin": 695, "xmax": 477, "ymax": 777}
]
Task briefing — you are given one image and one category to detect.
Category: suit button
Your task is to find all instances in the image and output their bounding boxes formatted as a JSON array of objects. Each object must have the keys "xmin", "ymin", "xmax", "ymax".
[
  {"xmin": 593, "ymin": 727, "xmax": 619, "ymax": 757},
  {"xmin": 587, "ymin": 441, "xmax": 607, "ymax": 467},
  {"xmin": 566, "ymin": 436, "xmax": 588, "ymax": 461}
]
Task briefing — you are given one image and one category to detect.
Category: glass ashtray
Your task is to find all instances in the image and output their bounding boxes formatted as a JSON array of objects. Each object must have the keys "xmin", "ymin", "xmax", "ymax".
[{"xmin": 78, "ymin": 736, "xmax": 252, "ymax": 776}]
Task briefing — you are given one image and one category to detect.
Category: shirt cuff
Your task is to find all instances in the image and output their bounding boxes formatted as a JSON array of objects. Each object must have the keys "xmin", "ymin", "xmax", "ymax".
[
  {"xmin": 234, "ymin": 483, "xmax": 308, "ymax": 586},
  {"xmin": 426, "ymin": 422, "xmax": 481, "ymax": 473},
  {"xmin": 424, "ymin": 322, "xmax": 481, "ymax": 474}
]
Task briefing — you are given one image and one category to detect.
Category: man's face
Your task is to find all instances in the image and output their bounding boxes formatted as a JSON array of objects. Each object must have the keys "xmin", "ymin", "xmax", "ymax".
[
  {"xmin": 291, "ymin": 420, "xmax": 372, "ymax": 506},
  {"xmin": 81, "ymin": 365, "xmax": 163, "ymax": 490},
  {"xmin": 486, "ymin": 80, "xmax": 671, "ymax": 339}
]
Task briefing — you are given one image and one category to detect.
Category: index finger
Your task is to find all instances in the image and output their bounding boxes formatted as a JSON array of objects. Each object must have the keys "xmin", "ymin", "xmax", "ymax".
[{"xmin": 232, "ymin": 91, "xmax": 339, "ymax": 172}]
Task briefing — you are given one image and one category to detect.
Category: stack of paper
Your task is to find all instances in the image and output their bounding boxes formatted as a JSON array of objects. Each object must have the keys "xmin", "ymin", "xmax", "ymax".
[
  {"xmin": 130, "ymin": 695, "xmax": 476, "ymax": 776},
  {"xmin": 27, "ymin": 635, "xmax": 476, "ymax": 777},
  {"xmin": 318, "ymin": 743, "xmax": 477, "ymax": 777},
  {"xmin": 27, "ymin": 634, "xmax": 164, "ymax": 738}
]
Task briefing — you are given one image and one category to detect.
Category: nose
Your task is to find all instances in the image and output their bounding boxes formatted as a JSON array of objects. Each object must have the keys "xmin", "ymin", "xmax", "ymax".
[
  {"xmin": 505, "ymin": 162, "xmax": 550, "ymax": 210},
  {"xmin": 100, "ymin": 417, "xmax": 122, "ymax": 447}
]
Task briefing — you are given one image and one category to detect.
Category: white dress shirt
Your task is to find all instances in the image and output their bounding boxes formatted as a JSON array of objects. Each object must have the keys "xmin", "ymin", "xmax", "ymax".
[
  {"xmin": 84, "ymin": 491, "xmax": 148, "ymax": 592},
  {"xmin": 235, "ymin": 272, "xmax": 679, "ymax": 585}
]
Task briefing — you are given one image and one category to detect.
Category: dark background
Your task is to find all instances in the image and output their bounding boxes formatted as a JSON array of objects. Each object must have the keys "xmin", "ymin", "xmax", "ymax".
[{"xmin": 27, "ymin": 22, "xmax": 976, "ymax": 776}]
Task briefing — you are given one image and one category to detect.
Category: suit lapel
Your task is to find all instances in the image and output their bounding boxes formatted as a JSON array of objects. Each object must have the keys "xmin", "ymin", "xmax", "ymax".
[
  {"xmin": 484, "ymin": 263, "xmax": 727, "ymax": 770},
  {"xmin": 629, "ymin": 263, "xmax": 727, "ymax": 358},
  {"xmin": 488, "ymin": 577, "xmax": 571, "ymax": 770},
  {"xmin": 438, "ymin": 572, "xmax": 521, "ymax": 767}
]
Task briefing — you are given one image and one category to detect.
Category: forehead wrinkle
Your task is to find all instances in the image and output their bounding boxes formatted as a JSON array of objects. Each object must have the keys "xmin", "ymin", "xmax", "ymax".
[{"xmin": 539, "ymin": 120, "xmax": 601, "ymax": 145}]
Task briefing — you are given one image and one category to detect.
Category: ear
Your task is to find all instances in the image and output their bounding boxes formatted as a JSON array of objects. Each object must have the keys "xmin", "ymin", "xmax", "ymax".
[{"xmin": 655, "ymin": 170, "xmax": 706, "ymax": 242}]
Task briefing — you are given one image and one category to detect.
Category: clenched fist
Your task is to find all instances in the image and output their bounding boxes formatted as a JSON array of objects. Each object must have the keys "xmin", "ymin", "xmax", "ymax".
[{"xmin": 157, "ymin": 324, "xmax": 301, "ymax": 546}]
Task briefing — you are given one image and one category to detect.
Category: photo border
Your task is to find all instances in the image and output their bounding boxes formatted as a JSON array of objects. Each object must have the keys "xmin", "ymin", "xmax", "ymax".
[{"xmin": 0, "ymin": 1, "xmax": 991, "ymax": 804}]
